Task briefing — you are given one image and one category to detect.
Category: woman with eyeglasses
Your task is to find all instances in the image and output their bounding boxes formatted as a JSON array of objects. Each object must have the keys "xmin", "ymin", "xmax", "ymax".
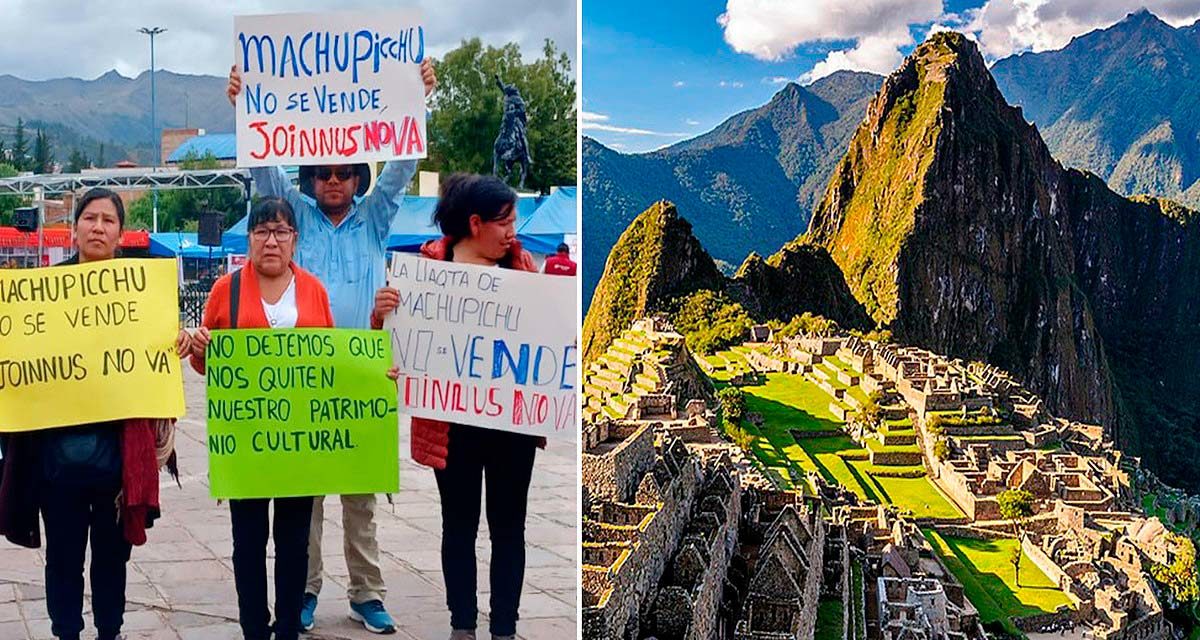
[{"xmin": 188, "ymin": 197, "xmax": 333, "ymax": 640}]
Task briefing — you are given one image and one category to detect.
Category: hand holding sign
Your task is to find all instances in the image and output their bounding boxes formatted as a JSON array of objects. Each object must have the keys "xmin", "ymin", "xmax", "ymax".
[
  {"xmin": 381, "ymin": 253, "xmax": 576, "ymax": 439},
  {"xmin": 232, "ymin": 10, "xmax": 431, "ymax": 167}
]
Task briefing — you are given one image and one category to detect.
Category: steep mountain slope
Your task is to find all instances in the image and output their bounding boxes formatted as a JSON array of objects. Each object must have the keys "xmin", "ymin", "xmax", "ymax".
[
  {"xmin": 991, "ymin": 10, "xmax": 1200, "ymax": 207},
  {"xmin": 582, "ymin": 71, "xmax": 882, "ymax": 307},
  {"xmin": 582, "ymin": 201, "xmax": 724, "ymax": 363},
  {"xmin": 806, "ymin": 32, "xmax": 1200, "ymax": 489}
]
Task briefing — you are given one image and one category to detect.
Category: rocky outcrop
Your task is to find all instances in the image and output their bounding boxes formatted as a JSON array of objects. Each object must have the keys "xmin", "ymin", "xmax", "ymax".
[{"xmin": 582, "ymin": 201, "xmax": 724, "ymax": 363}]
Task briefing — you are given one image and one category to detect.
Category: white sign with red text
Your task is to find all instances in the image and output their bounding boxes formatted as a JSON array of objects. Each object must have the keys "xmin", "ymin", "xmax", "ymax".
[
  {"xmin": 233, "ymin": 10, "xmax": 427, "ymax": 167},
  {"xmin": 382, "ymin": 253, "xmax": 576, "ymax": 439}
]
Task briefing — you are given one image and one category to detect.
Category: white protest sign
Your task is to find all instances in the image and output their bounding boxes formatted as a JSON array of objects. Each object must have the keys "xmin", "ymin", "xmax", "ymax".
[
  {"xmin": 383, "ymin": 253, "xmax": 577, "ymax": 439},
  {"xmin": 233, "ymin": 11, "xmax": 427, "ymax": 167}
]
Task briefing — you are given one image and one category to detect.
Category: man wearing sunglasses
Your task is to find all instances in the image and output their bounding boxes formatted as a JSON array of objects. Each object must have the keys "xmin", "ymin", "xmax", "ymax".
[{"xmin": 227, "ymin": 60, "xmax": 437, "ymax": 635}]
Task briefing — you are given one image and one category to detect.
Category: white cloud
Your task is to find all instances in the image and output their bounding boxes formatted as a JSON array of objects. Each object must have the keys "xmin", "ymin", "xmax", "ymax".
[
  {"xmin": 763, "ymin": 76, "xmax": 792, "ymax": 84},
  {"xmin": 719, "ymin": 0, "xmax": 942, "ymax": 82},
  {"xmin": 673, "ymin": 80, "xmax": 686, "ymax": 87},
  {"xmin": 968, "ymin": 0, "xmax": 1200, "ymax": 59},
  {"xmin": 581, "ymin": 111, "xmax": 686, "ymax": 136},
  {"xmin": 718, "ymin": 80, "xmax": 745, "ymax": 88},
  {"xmin": 0, "ymin": 0, "xmax": 576, "ymax": 80},
  {"xmin": 685, "ymin": 118, "xmax": 701, "ymax": 125}
]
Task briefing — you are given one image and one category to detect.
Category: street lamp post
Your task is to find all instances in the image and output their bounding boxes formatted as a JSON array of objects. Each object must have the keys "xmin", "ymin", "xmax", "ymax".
[{"xmin": 139, "ymin": 26, "xmax": 166, "ymax": 232}]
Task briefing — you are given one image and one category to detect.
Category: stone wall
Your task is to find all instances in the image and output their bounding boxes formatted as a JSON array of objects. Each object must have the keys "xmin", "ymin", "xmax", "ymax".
[
  {"xmin": 868, "ymin": 450, "xmax": 925, "ymax": 466},
  {"xmin": 1022, "ymin": 536, "xmax": 1077, "ymax": 597},
  {"xmin": 582, "ymin": 423, "xmax": 656, "ymax": 503},
  {"xmin": 582, "ymin": 437, "xmax": 702, "ymax": 640}
]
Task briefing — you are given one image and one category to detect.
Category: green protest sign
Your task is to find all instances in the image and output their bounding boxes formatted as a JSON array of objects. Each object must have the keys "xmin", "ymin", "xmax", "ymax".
[{"xmin": 205, "ymin": 328, "xmax": 398, "ymax": 499}]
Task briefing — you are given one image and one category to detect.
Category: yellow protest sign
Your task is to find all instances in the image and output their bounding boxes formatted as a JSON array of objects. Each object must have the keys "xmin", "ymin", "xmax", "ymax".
[{"xmin": 0, "ymin": 258, "xmax": 185, "ymax": 431}]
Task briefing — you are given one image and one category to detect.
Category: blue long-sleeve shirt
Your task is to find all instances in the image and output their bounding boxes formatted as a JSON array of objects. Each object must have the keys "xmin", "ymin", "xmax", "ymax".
[{"xmin": 249, "ymin": 160, "xmax": 416, "ymax": 329}]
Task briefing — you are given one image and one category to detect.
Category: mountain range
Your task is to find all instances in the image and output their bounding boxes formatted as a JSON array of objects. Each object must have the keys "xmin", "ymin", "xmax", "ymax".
[
  {"xmin": 582, "ymin": 70, "xmax": 882, "ymax": 307},
  {"xmin": 0, "ymin": 70, "xmax": 232, "ymax": 166},
  {"xmin": 583, "ymin": 32, "xmax": 1200, "ymax": 492},
  {"xmin": 584, "ymin": 10, "xmax": 1200, "ymax": 310}
]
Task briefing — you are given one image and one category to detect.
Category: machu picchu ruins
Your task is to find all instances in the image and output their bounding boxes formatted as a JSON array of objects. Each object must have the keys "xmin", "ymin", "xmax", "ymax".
[{"xmin": 581, "ymin": 318, "xmax": 1199, "ymax": 640}]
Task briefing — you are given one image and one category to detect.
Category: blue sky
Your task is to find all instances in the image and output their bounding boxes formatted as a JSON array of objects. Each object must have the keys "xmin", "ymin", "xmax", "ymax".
[{"xmin": 582, "ymin": 0, "xmax": 1200, "ymax": 152}]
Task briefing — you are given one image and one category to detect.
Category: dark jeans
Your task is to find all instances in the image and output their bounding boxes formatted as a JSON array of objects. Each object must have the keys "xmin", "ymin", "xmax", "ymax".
[
  {"xmin": 40, "ymin": 482, "xmax": 132, "ymax": 640},
  {"xmin": 434, "ymin": 425, "xmax": 537, "ymax": 636},
  {"xmin": 229, "ymin": 497, "xmax": 314, "ymax": 640}
]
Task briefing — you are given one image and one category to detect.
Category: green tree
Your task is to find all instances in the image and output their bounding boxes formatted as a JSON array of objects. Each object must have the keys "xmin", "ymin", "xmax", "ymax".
[
  {"xmin": 933, "ymin": 439, "xmax": 950, "ymax": 461},
  {"xmin": 10, "ymin": 118, "xmax": 28, "ymax": 171},
  {"xmin": 998, "ymin": 488, "xmax": 1035, "ymax": 579},
  {"xmin": 96, "ymin": 142, "xmax": 106, "ymax": 168},
  {"xmin": 671, "ymin": 289, "xmax": 754, "ymax": 355},
  {"xmin": 66, "ymin": 148, "xmax": 90, "ymax": 173},
  {"xmin": 1009, "ymin": 545, "xmax": 1023, "ymax": 588},
  {"xmin": 717, "ymin": 386, "xmax": 746, "ymax": 425},
  {"xmin": 0, "ymin": 162, "xmax": 27, "ymax": 225},
  {"xmin": 1150, "ymin": 534, "xmax": 1199, "ymax": 605},
  {"xmin": 125, "ymin": 151, "xmax": 245, "ymax": 231},
  {"xmin": 32, "ymin": 128, "xmax": 51, "ymax": 174},
  {"xmin": 775, "ymin": 312, "xmax": 839, "ymax": 338},
  {"xmin": 425, "ymin": 38, "xmax": 575, "ymax": 192}
]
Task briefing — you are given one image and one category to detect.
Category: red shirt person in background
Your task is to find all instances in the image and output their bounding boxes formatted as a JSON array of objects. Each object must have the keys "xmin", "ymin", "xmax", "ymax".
[{"xmin": 541, "ymin": 243, "xmax": 576, "ymax": 276}]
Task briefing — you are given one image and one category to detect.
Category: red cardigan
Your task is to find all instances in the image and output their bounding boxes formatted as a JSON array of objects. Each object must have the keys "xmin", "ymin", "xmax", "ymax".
[{"xmin": 190, "ymin": 262, "xmax": 334, "ymax": 374}]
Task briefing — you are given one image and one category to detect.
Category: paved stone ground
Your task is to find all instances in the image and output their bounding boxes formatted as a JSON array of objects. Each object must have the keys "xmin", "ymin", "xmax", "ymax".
[{"xmin": 0, "ymin": 368, "xmax": 579, "ymax": 640}]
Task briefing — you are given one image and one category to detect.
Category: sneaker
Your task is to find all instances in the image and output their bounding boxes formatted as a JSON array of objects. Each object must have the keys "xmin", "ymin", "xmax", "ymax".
[
  {"xmin": 349, "ymin": 600, "xmax": 397, "ymax": 634},
  {"xmin": 491, "ymin": 635, "xmax": 516, "ymax": 640},
  {"xmin": 449, "ymin": 631, "xmax": 477, "ymax": 640},
  {"xmin": 300, "ymin": 592, "xmax": 318, "ymax": 632}
]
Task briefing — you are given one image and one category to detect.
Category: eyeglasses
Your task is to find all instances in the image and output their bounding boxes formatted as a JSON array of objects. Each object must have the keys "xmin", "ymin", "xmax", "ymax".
[
  {"xmin": 250, "ymin": 227, "xmax": 296, "ymax": 242},
  {"xmin": 315, "ymin": 167, "xmax": 354, "ymax": 181}
]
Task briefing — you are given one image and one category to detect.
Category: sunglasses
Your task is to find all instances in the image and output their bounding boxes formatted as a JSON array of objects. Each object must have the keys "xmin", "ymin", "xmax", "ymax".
[{"xmin": 315, "ymin": 167, "xmax": 355, "ymax": 181}]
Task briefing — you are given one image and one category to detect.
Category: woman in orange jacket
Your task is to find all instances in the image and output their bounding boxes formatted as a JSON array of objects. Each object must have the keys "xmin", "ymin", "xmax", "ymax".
[
  {"xmin": 371, "ymin": 174, "xmax": 539, "ymax": 640},
  {"xmin": 188, "ymin": 198, "xmax": 333, "ymax": 640}
]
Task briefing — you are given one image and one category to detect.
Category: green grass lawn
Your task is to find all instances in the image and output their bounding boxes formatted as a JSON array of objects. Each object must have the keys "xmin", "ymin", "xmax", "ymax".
[
  {"xmin": 924, "ymin": 530, "xmax": 1073, "ymax": 630},
  {"xmin": 723, "ymin": 373, "xmax": 966, "ymax": 521},
  {"xmin": 742, "ymin": 374, "xmax": 843, "ymax": 432},
  {"xmin": 795, "ymin": 436, "xmax": 874, "ymax": 502},
  {"xmin": 851, "ymin": 461, "xmax": 963, "ymax": 519},
  {"xmin": 814, "ymin": 598, "xmax": 844, "ymax": 640}
]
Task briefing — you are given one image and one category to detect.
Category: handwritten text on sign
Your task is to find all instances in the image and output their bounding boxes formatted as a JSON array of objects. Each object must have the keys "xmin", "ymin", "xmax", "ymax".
[
  {"xmin": 233, "ymin": 10, "xmax": 427, "ymax": 167},
  {"xmin": 205, "ymin": 329, "xmax": 399, "ymax": 499},
  {"xmin": 383, "ymin": 254, "xmax": 576, "ymax": 438},
  {"xmin": 0, "ymin": 259, "xmax": 184, "ymax": 431}
]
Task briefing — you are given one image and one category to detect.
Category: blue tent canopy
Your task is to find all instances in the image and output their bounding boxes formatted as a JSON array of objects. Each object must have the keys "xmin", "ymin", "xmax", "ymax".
[
  {"xmin": 517, "ymin": 187, "xmax": 576, "ymax": 254},
  {"xmin": 149, "ymin": 232, "xmax": 232, "ymax": 259},
  {"xmin": 223, "ymin": 216, "xmax": 248, "ymax": 254}
]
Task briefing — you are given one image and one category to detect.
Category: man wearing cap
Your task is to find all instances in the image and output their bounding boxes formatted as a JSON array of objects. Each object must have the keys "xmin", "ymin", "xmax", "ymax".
[{"xmin": 226, "ymin": 60, "xmax": 436, "ymax": 635}]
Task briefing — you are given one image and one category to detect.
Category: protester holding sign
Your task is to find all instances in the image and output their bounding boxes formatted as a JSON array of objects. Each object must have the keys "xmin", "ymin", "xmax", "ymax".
[
  {"xmin": 225, "ymin": 52, "xmax": 436, "ymax": 637},
  {"xmin": 0, "ymin": 188, "xmax": 189, "ymax": 640},
  {"xmin": 189, "ymin": 198, "xmax": 334, "ymax": 640},
  {"xmin": 371, "ymin": 174, "xmax": 542, "ymax": 640}
]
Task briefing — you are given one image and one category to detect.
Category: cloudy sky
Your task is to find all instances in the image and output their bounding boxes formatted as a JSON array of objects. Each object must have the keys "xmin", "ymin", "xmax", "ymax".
[
  {"xmin": 0, "ymin": 0, "xmax": 576, "ymax": 80},
  {"xmin": 584, "ymin": 0, "xmax": 1200, "ymax": 152}
]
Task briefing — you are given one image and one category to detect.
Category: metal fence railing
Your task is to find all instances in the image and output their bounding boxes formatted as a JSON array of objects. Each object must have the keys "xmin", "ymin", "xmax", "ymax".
[{"xmin": 180, "ymin": 279, "xmax": 216, "ymax": 328}]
